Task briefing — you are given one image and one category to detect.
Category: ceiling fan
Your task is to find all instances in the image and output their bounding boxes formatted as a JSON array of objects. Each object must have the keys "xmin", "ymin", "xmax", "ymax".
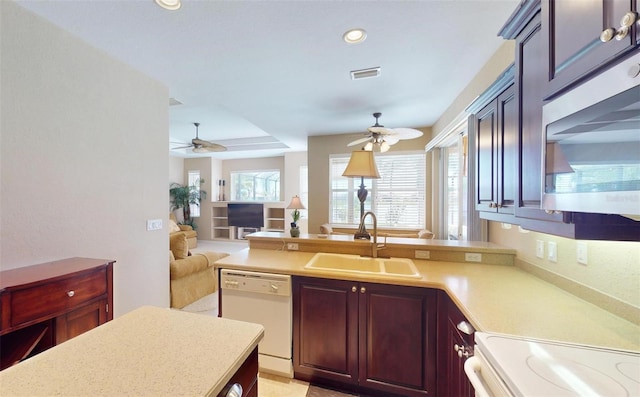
[
  {"xmin": 347, "ymin": 112, "xmax": 423, "ymax": 152},
  {"xmin": 172, "ymin": 122, "xmax": 227, "ymax": 153}
]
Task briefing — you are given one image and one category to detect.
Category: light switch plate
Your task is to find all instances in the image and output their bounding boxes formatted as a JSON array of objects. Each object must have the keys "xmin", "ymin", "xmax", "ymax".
[
  {"xmin": 536, "ymin": 240, "xmax": 544, "ymax": 259},
  {"xmin": 415, "ymin": 250, "xmax": 430, "ymax": 259},
  {"xmin": 287, "ymin": 243, "xmax": 299, "ymax": 251},
  {"xmin": 576, "ymin": 241, "xmax": 588, "ymax": 265},
  {"xmin": 547, "ymin": 241, "xmax": 557, "ymax": 263},
  {"xmin": 465, "ymin": 252, "xmax": 482, "ymax": 262},
  {"xmin": 146, "ymin": 219, "xmax": 163, "ymax": 231}
]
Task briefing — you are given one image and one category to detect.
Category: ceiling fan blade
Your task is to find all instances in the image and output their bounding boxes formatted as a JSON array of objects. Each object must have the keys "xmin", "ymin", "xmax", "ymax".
[
  {"xmin": 348, "ymin": 137, "xmax": 373, "ymax": 147},
  {"xmin": 199, "ymin": 142, "xmax": 227, "ymax": 152},
  {"xmin": 384, "ymin": 136, "xmax": 400, "ymax": 145},
  {"xmin": 392, "ymin": 128, "xmax": 423, "ymax": 140},
  {"xmin": 368, "ymin": 126, "xmax": 394, "ymax": 134},
  {"xmin": 172, "ymin": 144, "xmax": 193, "ymax": 150}
]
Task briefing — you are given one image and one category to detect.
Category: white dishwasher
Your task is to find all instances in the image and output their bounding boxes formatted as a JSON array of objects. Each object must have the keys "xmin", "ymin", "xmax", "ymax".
[{"xmin": 220, "ymin": 269, "xmax": 293, "ymax": 378}]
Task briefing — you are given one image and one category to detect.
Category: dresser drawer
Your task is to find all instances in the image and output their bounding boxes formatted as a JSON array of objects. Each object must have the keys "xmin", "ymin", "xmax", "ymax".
[{"xmin": 10, "ymin": 269, "xmax": 107, "ymax": 327}]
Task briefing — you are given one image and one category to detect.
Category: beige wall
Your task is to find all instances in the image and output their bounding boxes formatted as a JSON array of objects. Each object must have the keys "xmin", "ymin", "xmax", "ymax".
[
  {"xmin": 489, "ymin": 223, "xmax": 640, "ymax": 309},
  {"xmin": 1, "ymin": 1, "xmax": 170, "ymax": 316},
  {"xmin": 432, "ymin": 41, "xmax": 515, "ymax": 137},
  {"xmin": 307, "ymin": 129, "xmax": 432, "ymax": 234}
]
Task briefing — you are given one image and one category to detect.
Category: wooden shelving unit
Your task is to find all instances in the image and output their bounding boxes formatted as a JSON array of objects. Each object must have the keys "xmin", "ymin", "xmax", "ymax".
[
  {"xmin": 265, "ymin": 206, "xmax": 286, "ymax": 232},
  {"xmin": 211, "ymin": 202, "xmax": 285, "ymax": 240},
  {"xmin": 211, "ymin": 203, "xmax": 234, "ymax": 240}
]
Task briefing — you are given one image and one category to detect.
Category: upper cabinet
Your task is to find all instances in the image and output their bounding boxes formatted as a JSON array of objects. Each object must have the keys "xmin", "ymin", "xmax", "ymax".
[
  {"xmin": 490, "ymin": 0, "xmax": 640, "ymax": 241},
  {"xmin": 473, "ymin": 84, "xmax": 517, "ymax": 218},
  {"xmin": 542, "ymin": 0, "xmax": 639, "ymax": 99}
]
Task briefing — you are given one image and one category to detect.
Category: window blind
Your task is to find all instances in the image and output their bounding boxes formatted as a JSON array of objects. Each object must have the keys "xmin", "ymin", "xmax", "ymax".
[{"xmin": 329, "ymin": 152, "xmax": 426, "ymax": 228}]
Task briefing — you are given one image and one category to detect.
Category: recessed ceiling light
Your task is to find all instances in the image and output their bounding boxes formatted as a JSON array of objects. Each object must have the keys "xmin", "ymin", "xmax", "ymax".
[
  {"xmin": 343, "ymin": 28, "xmax": 367, "ymax": 44},
  {"xmin": 155, "ymin": 0, "xmax": 181, "ymax": 11}
]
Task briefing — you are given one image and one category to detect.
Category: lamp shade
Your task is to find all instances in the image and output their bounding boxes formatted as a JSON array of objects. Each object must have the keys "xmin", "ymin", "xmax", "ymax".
[
  {"xmin": 342, "ymin": 150, "xmax": 380, "ymax": 178},
  {"xmin": 286, "ymin": 195, "xmax": 306, "ymax": 210}
]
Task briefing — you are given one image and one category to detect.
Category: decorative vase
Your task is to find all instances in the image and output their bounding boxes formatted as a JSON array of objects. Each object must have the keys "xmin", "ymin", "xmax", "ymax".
[{"xmin": 290, "ymin": 227, "xmax": 300, "ymax": 237}]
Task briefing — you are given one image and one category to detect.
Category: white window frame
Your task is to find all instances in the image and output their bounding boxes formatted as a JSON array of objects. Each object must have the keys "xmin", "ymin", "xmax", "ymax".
[
  {"xmin": 229, "ymin": 170, "xmax": 281, "ymax": 202},
  {"xmin": 329, "ymin": 151, "xmax": 426, "ymax": 229},
  {"xmin": 187, "ymin": 170, "xmax": 201, "ymax": 218}
]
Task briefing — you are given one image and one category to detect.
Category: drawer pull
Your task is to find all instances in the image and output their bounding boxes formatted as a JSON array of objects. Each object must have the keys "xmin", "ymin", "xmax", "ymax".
[{"xmin": 67, "ymin": 290, "xmax": 75, "ymax": 297}]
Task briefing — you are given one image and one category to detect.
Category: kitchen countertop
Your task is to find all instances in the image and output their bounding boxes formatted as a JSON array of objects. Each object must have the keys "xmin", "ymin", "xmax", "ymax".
[
  {"xmin": 215, "ymin": 248, "xmax": 640, "ymax": 352},
  {"xmin": 0, "ymin": 306, "xmax": 264, "ymax": 396}
]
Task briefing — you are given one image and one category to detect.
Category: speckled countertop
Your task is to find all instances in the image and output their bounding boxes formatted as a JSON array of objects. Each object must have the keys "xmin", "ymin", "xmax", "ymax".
[
  {"xmin": 215, "ymin": 248, "xmax": 640, "ymax": 352},
  {"xmin": 0, "ymin": 306, "xmax": 264, "ymax": 396}
]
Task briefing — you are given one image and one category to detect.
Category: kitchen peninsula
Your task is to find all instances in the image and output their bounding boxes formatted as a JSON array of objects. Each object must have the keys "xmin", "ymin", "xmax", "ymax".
[
  {"xmin": 218, "ymin": 232, "xmax": 640, "ymax": 351},
  {"xmin": 0, "ymin": 306, "xmax": 264, "ymax": 396}
]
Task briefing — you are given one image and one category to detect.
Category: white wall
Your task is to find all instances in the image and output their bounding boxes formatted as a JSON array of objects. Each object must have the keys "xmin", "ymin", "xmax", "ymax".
[
  {"xmin": 284, "ymin": 151, "xmax": 308, "ymax": 233},
  {"xmin": 0, "ymin": 1, "xmax": 170, "ymax": 317}
]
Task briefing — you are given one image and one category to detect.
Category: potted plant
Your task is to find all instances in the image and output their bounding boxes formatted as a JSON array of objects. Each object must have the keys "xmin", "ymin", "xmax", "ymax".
[
  {"xmin": 169, "ymin": 179, "xmax": 206, "ymax": 229},
  {"xmin": 290, "ymin": 209, "xmax": 301, "ymax": 237}
]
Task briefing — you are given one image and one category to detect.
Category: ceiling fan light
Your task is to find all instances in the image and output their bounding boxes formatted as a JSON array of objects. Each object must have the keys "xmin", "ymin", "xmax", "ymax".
[
  {"xmin": 192, "ymin": 146, "xmax": 207, "ymax": 153},
  {"xmin": 380, "ymin": 141, "xmax": 390, "ymax": 153},
  {"xmin": 364, "ymin": 142, "xmax": 373, "ymax": 151},
  {"xmin": 154, "ymin": 0, "xmax": 181, "ymax": 11}
]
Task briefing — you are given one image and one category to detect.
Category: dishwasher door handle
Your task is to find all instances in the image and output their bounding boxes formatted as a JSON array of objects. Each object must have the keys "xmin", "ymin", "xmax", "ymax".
[{"xmin": 464, "ymin": 356, "xmax": 491, "ymax": 397}]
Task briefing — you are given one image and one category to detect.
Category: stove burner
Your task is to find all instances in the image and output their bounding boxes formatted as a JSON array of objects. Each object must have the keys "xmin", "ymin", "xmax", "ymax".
[
  {"xmin": 617, "ymin": 361, "xmax": 640, "ymax": 384},
  {"xmin": 526, "ymin": 355, "xmax": 629, "ymax": 396}
]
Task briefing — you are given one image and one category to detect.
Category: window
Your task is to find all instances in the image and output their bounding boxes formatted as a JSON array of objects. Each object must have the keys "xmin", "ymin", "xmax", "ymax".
[
  {"xmin": 187, "ymin": 170, "xmax": 201, "ymax": 218},
  {"xmin": 443, "ymin": 135, "xmax": 468, "ymax": 240},
  {"xmin": 329, "ymin": 152, "xmax": 426, "ymax": 228},
  {"xmin": 230, "ymin": 170, "xmax": 280, "ymax": 201}
]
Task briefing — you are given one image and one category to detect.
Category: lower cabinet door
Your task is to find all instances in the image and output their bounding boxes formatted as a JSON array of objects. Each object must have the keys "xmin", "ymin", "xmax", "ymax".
[
  {"xmin": 55, "ymin": 298, "xmax": 107, "ymax": 344},
  {"xmin": 359, "ymin": 283, "xmax": 437, "ymax": 396},
  {"xmin": 293, "ymin": 277, "xmax": 359, "ymax": 385},
  {"xmin": 294, "ymin": 277, "xmax": 437, "ymax": 396}
]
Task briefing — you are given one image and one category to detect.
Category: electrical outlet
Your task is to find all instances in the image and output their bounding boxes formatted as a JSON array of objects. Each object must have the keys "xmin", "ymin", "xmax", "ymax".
[
  {"xmin": 287, "ymin": 243, "xmax": 299, "ymax": 251},
  {"xmin": 576, "ymin": 241, "xmax": 588, "ymax": 265},
  {"xmin": 535, "ymin": 240, "xmax": 544, "ymax": 259},
  {"xmin": 146, "ymin": 219, "xmax": 163, "ymax": 231},
  {"xmin": 547, "ymin": 241, "xmax": 557, "ymax": 263},
  {"xmin": 415, "ymin": 250, "xmax": 430, "ymax": 259},
  {"xmin": 465, "ymin": 253, "xmax": 482, "ymax": 262}
]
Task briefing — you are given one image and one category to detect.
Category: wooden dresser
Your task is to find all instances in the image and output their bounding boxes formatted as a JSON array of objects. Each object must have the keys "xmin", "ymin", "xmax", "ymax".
[{"xmin": 0, "ymin": 257, "xmax": 114, "ymax": 370}]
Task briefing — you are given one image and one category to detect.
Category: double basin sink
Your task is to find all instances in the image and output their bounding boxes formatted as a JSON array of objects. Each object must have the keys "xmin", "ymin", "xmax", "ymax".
[{"xmin": 304, "ymin": 252, "xmax": 421, "ymax": 278}]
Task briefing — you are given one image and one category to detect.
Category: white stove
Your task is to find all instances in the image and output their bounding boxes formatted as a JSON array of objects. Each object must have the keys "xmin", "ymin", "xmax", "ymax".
[{"xmin": 465, "ymin": 332, "xmax": 640, "ymax": 397}]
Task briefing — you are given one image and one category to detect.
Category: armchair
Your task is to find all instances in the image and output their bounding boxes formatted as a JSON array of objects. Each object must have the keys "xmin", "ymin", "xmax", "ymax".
[{"xmin": 169, "ymin": 213, "xmax": 197, "ymax": 249}]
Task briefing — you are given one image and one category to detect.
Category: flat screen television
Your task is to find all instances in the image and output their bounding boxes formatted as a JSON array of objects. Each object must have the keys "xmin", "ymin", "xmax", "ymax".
[{"xmin": 227, "ymin": 203, "xmax": 264, "ymax": 228}]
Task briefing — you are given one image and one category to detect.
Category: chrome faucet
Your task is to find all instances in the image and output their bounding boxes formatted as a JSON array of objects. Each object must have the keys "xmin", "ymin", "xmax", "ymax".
[{"xmin": 356, "ymin": 211, "xmax": 386, "ymax": 258}]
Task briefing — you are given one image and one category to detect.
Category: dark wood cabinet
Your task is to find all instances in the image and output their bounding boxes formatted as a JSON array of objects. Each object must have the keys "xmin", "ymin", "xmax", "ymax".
[
  {"xmin": 217, "ymin": 347, "xmax": 259, "ymax": 397},
  {"xmin": 437, "ymin": 293, "xmax": 475, "ymax": 397},
  {"xmin": 542, "ymin": 0, "xmax": 638, "ymax": 99},
  {"xmin": 0, "ymin": 258, "xmax": 114, "ymax": 370},
  {"xmin": 293, "ymin": 277, "xmax": 437, "ymax": 397},
  {"xmin": 474, "ymin": 84, "xmax": 517, "ymax": 217}
]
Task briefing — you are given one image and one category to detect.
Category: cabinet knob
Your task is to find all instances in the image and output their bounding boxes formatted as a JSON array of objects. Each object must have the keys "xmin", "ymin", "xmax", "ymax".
[
  {"xmin": 600, "ymin": 28, "xmax": 616, "ymax": 42},
  {"xmin": 360, "ymin": 287, "xmax": 366, "ymax": 294},
  {"xmin": 615, "ymin": 26, "xmax": 630, "ymax": 40},
  {"xmin": 620, "ymin": 11, "xmax": 637, "ymax": 28},
  {"xmin": 67, "ymin": 290, "xmax": 75, "ymax": 297},
  {"xmin": 352, "ymin": 286, "xmax": 357, "ymax": 293}
]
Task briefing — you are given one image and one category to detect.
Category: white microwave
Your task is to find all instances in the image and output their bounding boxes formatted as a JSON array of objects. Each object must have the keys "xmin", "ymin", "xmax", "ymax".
[{"xmin": 542, "ymin": 55, "xmax": 640, "ymax": 217}]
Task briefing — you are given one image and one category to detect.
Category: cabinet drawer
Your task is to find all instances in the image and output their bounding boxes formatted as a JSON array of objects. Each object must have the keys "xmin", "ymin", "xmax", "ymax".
[{"xmin": 10, "ymin": 269, "xmax": 107, "ymax": 327}]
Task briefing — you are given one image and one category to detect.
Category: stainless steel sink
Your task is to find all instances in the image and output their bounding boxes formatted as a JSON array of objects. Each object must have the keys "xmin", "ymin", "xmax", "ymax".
[{"xmin": 304, "ymin": 253, "xmax": 421, "ymax": 278}]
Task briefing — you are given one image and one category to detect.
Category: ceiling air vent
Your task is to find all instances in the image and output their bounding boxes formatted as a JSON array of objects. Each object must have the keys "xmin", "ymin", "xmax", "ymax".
[{"xmin": 350, "ymin": 67, "xmax": 381, "ymax": 80}]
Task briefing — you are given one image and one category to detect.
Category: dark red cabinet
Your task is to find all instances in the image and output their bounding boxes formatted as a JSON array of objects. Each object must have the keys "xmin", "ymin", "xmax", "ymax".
[
  {"xmin": 474, "ymin": 84, "xmax": 517, "ymax": 217},
  {"xmin": 0, "ymin": 258, "xmax": 114, "ymax": 370},
  {"xmin": 542, "ymin": 0, "xmax": 638, "ymax": 99},
  {"xmin": 293, "ymin": 277, "xmax": 437, "ymax": 396},
  {"xmin": 438, "ymin": 293, "xmax": 475, "ymax": 397}
]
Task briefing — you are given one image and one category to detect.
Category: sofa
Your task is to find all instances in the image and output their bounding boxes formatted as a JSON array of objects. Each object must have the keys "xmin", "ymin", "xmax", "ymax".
[
  {"xmin": 169, "ymin": 213, "xmax": 198, "ymax": 249},
  {"xmin": 169, "ymin": 233, "xmax": 229, "ymax": 309}
]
